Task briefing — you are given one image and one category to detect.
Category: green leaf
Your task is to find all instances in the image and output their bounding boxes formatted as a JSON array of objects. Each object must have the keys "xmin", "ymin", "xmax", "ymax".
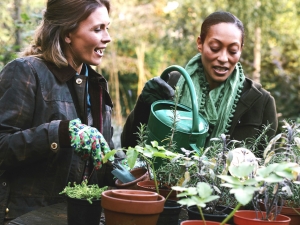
[
  {"xmin": 203, "ymin": 195, "xmax": 220, "ymax": 203},
  {"xmin": 126, "ymin": 148, "xmax": 138, "ymax": 169},
  {"xmin": 230, "ymin": 186, "xmax": 258, "ymax": 205},
  {"xmin": 102, "ymin": 149, "xmax": 116, "ymax": 163},
  {"xmin": 177, "ymin": 198, "xmax": 201, "ymax": 207},
  {"xmin": 196, "ymin": 182, "xmax": 212, "ymax": 199},
  {"xmin": 229, "ymin": 162, "xmax": 255, "ymax": 178},
  {"xmin": 275, "ymin": 171, "xmax": 295, "ymax": 180},
  {"xmin": 218, "ymin": 175, "xmax": 242, "ymax": 185},
  {"xmin": 256, "ymin": 164, "xmax": 278, "ymax": 177},
  {"xmin": 263, "ymin": 173, "xmax": 284, "ymax": 183}
]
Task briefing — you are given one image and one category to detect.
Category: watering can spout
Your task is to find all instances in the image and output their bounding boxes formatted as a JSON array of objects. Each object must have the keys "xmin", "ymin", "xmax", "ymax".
[{"xmin": 146, "ymin": 65, "xmax": 209, "ymax": 157}]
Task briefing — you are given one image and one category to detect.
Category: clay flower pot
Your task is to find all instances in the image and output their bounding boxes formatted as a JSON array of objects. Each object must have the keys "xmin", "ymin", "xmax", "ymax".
[
  {"xmin": 279, "ymin": 206, "xmax": 300, "ymax": 225},
  {"xmin": 101, "ymin": 189, "xmax": 165, "ymax": 225},
  {"xmin": 115, "ymin": 167, "xmax": 149, "ymax": 189},
  {"xmin": 137, "ymin": 180, "xmax": 179, "ymax": 200},
  {"xmin": 259, "ymin": 202, "xmax": 300, "ymax": 225},
  {"xmin": 110, "ymin": 189, "xmax": 159, "ymax": 201},
  {"xmin": 234, "ymin": 210, "xmax": 291, "ymax": 225}
]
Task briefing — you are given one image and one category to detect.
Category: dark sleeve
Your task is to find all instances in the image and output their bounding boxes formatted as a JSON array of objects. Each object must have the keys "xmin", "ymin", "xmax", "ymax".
[
  {"xmin": 59, "ymin": 120, "xmax": 71, "ymax": 147},
  {"xmin": 262, "ymin": 94, "xmax": 278, "ymax": 138},
  {"xmin": 121, "ymin": 97, "xmax": 151, "ymax": 148},
  {"xmin": 120, "ymin": 72, "xmax": 181, "ymax": 148}
]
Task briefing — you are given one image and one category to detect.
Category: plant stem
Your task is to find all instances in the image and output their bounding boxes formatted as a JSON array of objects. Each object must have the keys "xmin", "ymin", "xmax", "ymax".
[
  {"xmin": 165, "ymin": 189, "xmax": 173, "ymax": 200},
  {"xmin": 150, "ymin": 159, "xmax": 159, "ymax": 194},
  {"xmin": 197, "ymin": 206, "xmax": 206, "ymax": 225},
  {"xmin": 220, "ymin": 202, "xmax": 242, "ymax": 225},
  {"xmin": 292, "ymin": 207, "xmax": 300, "ymax": 215}
]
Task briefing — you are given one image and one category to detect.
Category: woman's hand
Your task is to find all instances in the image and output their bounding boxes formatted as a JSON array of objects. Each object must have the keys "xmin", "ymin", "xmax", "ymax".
[{"xmin": 69, "ymin": 118, "xmax": 114, "ymax": 169}]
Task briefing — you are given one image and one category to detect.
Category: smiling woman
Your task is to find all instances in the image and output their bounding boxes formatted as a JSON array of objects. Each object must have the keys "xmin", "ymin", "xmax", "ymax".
[
  {"xmin": 0, "ymin": 0, "xmax": 125, "ymax": 224},
  {"xmin": 121, "ymin": 11, "xmax": 278, "ymax": 156}
]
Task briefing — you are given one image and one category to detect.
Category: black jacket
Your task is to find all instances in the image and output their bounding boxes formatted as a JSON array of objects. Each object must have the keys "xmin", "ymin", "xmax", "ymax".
[
  {"xmin": 0, "ymin": 56, "xmax": 115, "ymax": 223},
  {"xmin": 121, "ymin": 75, "xmax": 278, "ymax": 153}
]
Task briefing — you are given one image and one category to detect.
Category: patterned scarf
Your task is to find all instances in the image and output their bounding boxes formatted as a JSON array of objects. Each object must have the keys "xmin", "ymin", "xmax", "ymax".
[{"xmin": 177, "ymin": 53, "xmax": 245, "ymax": 147}]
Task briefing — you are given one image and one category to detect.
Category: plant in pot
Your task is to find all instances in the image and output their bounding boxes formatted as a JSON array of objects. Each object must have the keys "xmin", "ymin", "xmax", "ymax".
[
  {"xmin": 256, "ymin": 120, "xmax": 300, "ymax": 225},
  {"xmin": 172, "ymin": 181, "xmax": 232, "ymax": 225},
  {"xmin": 59, "ymin": 179, "xmax": 108, "ymax": 225},
  {"xmin": 218, "ymin": 147, "xmax": 300, "ymax": 225},
  {"xmin": 101, "ymin": 140, "xmax": 185, "ymax": 225},
  {"xmin": 181, "ymin": 134, "xmax": 240, "ymax": 224}
]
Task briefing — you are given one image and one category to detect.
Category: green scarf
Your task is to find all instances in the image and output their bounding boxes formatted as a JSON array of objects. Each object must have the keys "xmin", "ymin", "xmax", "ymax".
[{"xmin": 177, "ymin": 53, "xmax": 245, "ymax": 147}]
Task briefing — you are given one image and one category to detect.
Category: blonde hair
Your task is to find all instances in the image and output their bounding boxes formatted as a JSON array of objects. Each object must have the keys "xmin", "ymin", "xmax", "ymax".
[{"xmin": 22, "ymin": 0, "xmax": 110, "ymax": 67}]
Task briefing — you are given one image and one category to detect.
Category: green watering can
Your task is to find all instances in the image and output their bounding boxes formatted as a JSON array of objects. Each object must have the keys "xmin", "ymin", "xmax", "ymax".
[{"xmin": 146, "ymin": 65, "xmax": 209, "ymax": 155}]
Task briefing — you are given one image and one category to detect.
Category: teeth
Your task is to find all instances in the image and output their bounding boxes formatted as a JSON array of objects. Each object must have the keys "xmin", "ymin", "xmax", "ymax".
[{"xmin": 215, "ymin": 67, "xmax": 227, "ymax": 72}]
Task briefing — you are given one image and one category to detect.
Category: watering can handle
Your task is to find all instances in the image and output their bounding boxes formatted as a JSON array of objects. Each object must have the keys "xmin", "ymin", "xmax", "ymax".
[{"xmin": 160, "ymin": 65, "xmax": 200, "ymax": 133}]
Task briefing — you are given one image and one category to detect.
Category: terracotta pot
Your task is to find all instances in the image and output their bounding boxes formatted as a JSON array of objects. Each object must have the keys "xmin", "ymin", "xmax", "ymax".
[
  {"xmin": 260, "ymin": 202, "xmax": 300, "ymax": 225},
  {"xmin": 111, "ymin": 189, "xmax": 159, "ymax": 201},
  {"xmin": 279, "ymin": 207, "xmax": 300, "ymax": 225},
  {"xmin": 187, "ymin": 205, "xmax": 234, "ymax": 224},
  {"xmin": 234, "ymin": 210, "xmax": 291, "ymax": 225},
  {"xmin": 67, "ymin": 197, "xmax": 101, "ymax": 225},
  {"xmin": 137, "ymin": 180, "xmax": 179, "ymax": 200},
  {"xmin": 115, "ymin": 167, "xmax": 149, "ymax": 190},
  {"xmin": 101, "ymin": 189, "xmax": 165, "ymax": 225},
  {"xmin": 180, "ymin": 220, "xmax": 229, "ymax": 225}
]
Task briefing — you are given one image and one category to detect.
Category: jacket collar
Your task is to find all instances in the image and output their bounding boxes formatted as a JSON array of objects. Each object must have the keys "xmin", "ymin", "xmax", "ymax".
[
  {"xmin": 45, "ymin": 61, "xmax": 76, "ymax": 83},
  {"xmin": 45, "ymin": 61, "xmax": 107, "ymax": 84}
]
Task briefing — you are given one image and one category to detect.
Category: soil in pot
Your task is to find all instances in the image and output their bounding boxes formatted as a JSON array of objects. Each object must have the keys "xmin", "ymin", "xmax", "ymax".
[
  {"xmin": 137, "ymin": 180, "xmax": 178, "ymax": 200},
  {"xmin": 67, "ymin": 197, "xmax": 101, "ymax": 225},
  {"xmin": 115, "ymin": 167, "xmax": 149, "ymax": 190},
  {"xmin": 101, "ymin": 189, "xmax": 165, "ymax": 225},
  {"xmin": 156, "ymin": 199, "xmax": 182, "ymax": 225},
  {"xmin": 187, "ymin": 205, "xmax": 234, "ymax": 224},
  {"xmin": 234, "ymin": 210, "xmax": 291, "ymax": 225}
]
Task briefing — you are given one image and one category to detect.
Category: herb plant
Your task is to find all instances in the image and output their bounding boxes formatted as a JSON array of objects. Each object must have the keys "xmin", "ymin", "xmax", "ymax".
[{"xmin": 59, "ymin": 179, "xmax": 108, "ymax": 204}]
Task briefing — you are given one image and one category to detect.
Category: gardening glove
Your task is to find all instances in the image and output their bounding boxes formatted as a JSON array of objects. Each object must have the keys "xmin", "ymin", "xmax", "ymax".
[
  {"xmin": 69, "ymin": 118, "xmax": 114, "ymax": 170},
  {"xmin": 139, "ymin": 77, "xmax": 175, "ymax": 105}
]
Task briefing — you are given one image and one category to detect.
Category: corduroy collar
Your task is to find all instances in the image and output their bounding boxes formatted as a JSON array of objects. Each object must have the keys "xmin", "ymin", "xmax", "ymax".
[{"xmin": 44, "ymin": 61, "xmax": 77, "ymax": 83}]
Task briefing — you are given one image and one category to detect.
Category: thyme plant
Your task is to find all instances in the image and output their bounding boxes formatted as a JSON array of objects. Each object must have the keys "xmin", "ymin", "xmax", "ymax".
[{"xmin": 59, "ymin": 180, "xmax": 108, "ymax": 204}]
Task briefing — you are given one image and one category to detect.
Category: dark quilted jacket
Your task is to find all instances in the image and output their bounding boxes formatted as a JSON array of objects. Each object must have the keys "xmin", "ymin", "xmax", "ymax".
[{"xmin": 0, "ymin": 56, "xmax": 115, "ymax": 223}]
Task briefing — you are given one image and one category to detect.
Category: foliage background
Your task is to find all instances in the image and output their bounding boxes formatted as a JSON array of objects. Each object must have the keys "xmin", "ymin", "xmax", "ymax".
[{"xmin": 1, "ymin": 0, "xmax": 300, "ymax": 132}]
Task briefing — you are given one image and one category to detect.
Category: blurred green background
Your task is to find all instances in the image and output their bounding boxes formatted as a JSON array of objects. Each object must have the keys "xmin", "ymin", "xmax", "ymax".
[{"xmin": 1, "ymin": 0, "xmax": 300, "ymax": 131}]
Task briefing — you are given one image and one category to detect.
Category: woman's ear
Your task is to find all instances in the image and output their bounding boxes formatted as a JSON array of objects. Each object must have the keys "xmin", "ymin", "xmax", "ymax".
[
  {"xmin": 196, "ymin": 36, "xmax": 203, "ymax": 53},
  {"xmin": 65, "ymin": 35, "xmax": 71, "ymax": 44}
]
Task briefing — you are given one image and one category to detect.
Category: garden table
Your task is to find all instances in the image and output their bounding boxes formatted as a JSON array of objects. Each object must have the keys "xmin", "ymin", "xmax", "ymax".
[
  {"xmin": 7, "ymin": 202, "xmax": 187, "ymax": 225},
  {"xmin": 7, "ymin": 202, "xmax": 104, "ymax": 225}
]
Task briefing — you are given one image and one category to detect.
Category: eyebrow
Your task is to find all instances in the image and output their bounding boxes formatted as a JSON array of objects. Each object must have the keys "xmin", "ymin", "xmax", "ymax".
[{"xmin": 210, "ymin": 38, "xmax": 241, "ymax": 46}]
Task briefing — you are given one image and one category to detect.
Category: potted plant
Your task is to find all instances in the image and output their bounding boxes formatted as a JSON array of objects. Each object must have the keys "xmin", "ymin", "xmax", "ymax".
[
  {"xmin": 181, "ymin": 134, "xmax": 240, "ymax": 224},
  {"xmin": 218, "ymin": 149, "xmax": 300, "ymax": 224},
  {"xmin": 172, "ymin": 182, "xmax": 231, "ymax": 225},
  {"xmin": 59, "ymin": 179, "xmax": 108, "ymax": 225},
  {"xmin": 256, "ymin": 120, "xmax": 300, "ymax": 225}
]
